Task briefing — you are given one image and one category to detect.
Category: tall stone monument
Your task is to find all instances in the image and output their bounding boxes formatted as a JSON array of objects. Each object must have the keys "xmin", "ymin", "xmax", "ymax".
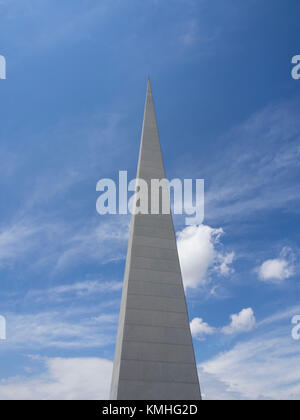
[{"xmin": 110, "ymin": 78, "xmax": 201, "ymax": 400}]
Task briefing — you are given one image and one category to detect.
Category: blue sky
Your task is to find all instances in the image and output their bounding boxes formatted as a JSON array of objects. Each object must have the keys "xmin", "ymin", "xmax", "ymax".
[{"xmin": 0, "ymin": 0, "xmax": 300, "ymax": 399}]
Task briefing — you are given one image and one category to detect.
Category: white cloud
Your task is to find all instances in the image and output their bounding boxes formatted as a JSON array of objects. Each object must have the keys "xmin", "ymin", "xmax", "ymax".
[
  {"xmin": 221, "ymin": 308, "xmax": 256, "ymax": 335},
  {"xmin": 177, "ymin": 224, "xmax": 234, "ymax": 289},
  {"xmin": 190, "ymin": 318, "xmax": 216, "ymax": 340},
  {"xmin": 259, "ymin": 259, "xmax": 291, "ymax": 282},
  {"xmin": 191, "ymin": 308, "xmax": 255, "ymax": 340},
  {"xmin": 258, "ymin": 248, "xmax": 295, "ymax": 283},
  {"xmin": 0, "ymin": 357, "xmax": 112, "ymax": 400}
]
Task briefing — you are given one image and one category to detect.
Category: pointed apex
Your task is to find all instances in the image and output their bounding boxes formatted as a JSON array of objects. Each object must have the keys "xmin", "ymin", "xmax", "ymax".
[{"xmin": 147, "ymin": 76, "xmax": 152, "ymax": 94}]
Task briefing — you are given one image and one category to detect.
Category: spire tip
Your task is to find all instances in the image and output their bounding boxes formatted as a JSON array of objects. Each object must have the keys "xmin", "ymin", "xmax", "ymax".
[{"xmin": 147, "ymin": 75, "xmax": 152, "ymax": 93}]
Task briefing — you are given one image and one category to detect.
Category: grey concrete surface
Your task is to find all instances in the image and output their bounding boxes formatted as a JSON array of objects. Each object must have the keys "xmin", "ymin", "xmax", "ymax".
[{"xmin": 109, "ymin": 78, "xmax": 201, "ymax": 400}]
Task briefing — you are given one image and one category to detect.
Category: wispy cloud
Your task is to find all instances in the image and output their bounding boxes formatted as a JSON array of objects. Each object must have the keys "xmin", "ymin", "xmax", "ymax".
[
  {"xmin": 201, "ymin": 101, "xmax": 300, "ymax": 224},
  {"xmin": 0, "ymin": 276, "xmax": 122, "ymax": 351},
  {"xmin": 54, "ymin": 217, "xmax": 129, "ymax": 271},
  {"xmin": 199, "ymin": 306, "xmax": 300, "ymax": 400},
  {"xmin": 257, "ymin": 304, "xmax": 300, "ymax": 328},
  {"xmin": 0, "ymin": 0, "xmax": 117, "ymax": 52},
  {"xmin": 2, "ymin": 308, "xmax": 117, "ymax": 350},
  {"xmin": 0, "ymin": 215, "xmax": 128, "ymax": 276},
  {"xmin": 24, "ymin": 280, "xmax": 122, "ymax": 304},
  {"xmin": 179, "ymin": 18, "xmax": 218, "ymax": 51},
  {"xmin": 0, "ymin": 222, "xmax": 40, "ymax": 268}
]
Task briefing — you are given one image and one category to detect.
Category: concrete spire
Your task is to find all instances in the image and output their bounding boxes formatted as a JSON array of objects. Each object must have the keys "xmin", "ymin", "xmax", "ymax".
[{"xmin": 110, "ymin": 79, "xmax": 201, "ymax": 400}]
